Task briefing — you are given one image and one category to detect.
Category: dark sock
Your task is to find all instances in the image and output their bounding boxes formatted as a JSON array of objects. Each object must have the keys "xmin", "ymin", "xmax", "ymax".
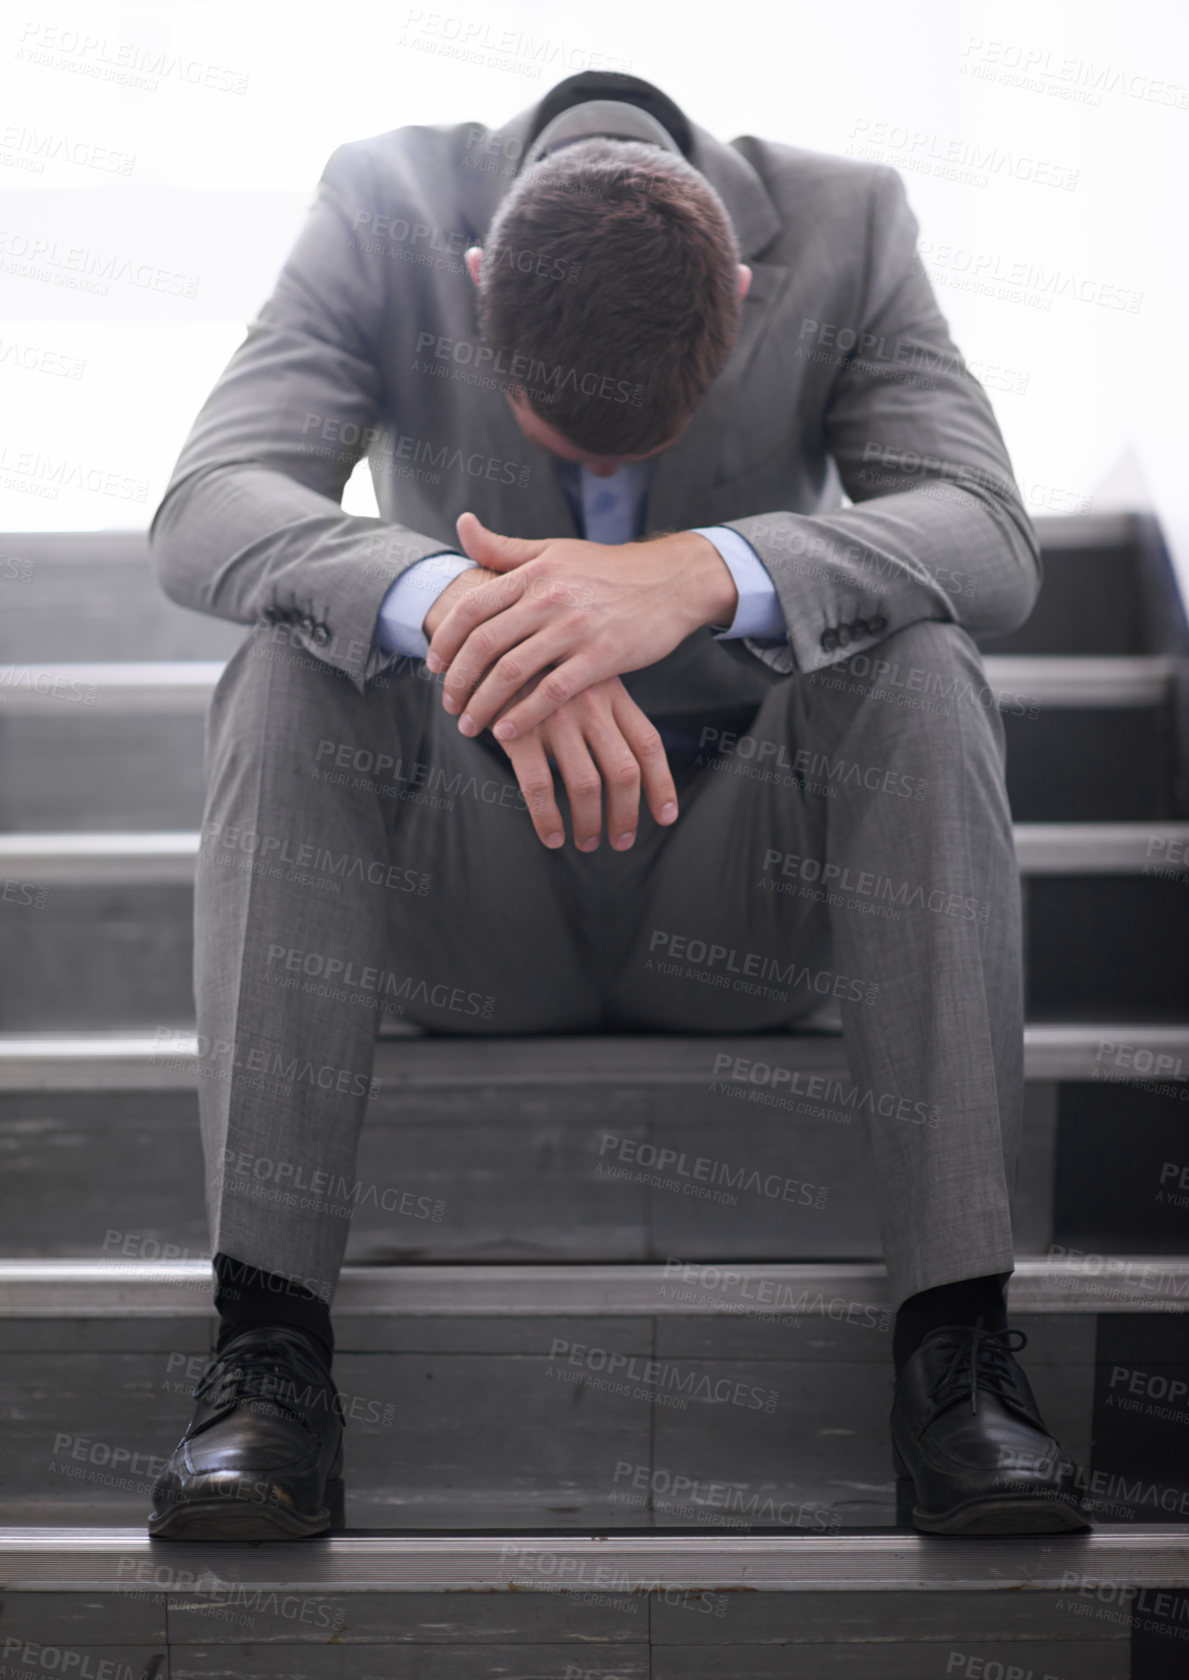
[
  {"xmin": 893, "ymin": 1271, "xmax": 1010, "ymax": 1376},
  {"xmin": 213, "ymin": 1251, "xmax": 333, "ymax": 1365}
]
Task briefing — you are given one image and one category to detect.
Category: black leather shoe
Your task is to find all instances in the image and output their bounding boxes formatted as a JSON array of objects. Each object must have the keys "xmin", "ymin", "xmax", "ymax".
[
  {"xmin": 891, "ymin": 1319, "xmax": 1090, "ymax": 1534},
  {"xmin": 148, "ymin": 1324, "xmax": 344, "ymax": 1539}
]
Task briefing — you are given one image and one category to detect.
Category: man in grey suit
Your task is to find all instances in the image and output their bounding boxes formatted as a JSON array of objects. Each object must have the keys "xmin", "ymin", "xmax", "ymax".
[{"xmin": 146, "ymin": 70, "xmax": 1087, "ymax": 1539}]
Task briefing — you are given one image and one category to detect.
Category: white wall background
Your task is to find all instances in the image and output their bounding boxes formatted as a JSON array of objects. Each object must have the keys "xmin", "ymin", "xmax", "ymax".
[{"xmin": 0, "ymin": 0, "xmax": 1185, "ymax": 534}]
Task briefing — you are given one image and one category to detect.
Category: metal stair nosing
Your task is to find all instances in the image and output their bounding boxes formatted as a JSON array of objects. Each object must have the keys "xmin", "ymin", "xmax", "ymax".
[
  {"xmin": 0, "ymin": 653, "xmax": 1177, "ymax": 715},
  {"xmin": 0, "ymin": 1023, "xmax": 1187, "ymax": 1090},
  {"xmin": 0, "ymin": 1524, "xmax": 1184, "ymax": 1593},
  {"xmin": 0, "ymin": 1257, "xmax": 1186, "ymax": 1316},
  {"xmin": 3, "ymin": 822, "xmax": 1188, "ymax": 884}
]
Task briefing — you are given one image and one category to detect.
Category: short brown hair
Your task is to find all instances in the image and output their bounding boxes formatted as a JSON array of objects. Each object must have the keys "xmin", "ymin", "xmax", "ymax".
[{"xmin": 478, "ymin": 138, "xmax": 742, "ymax": 455}]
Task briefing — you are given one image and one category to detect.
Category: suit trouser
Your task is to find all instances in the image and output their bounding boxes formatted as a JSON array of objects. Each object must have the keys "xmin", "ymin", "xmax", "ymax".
[{"xmin": 194, "ymin": 616, "xmax": 1023, "ymax": 1315}]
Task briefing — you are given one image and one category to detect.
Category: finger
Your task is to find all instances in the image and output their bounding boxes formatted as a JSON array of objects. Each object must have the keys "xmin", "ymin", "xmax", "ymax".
[
  {"xmin": 443, "ymin": 599, "xmax": 550, "ymax": 720},
  {"xmin": 613, "ymin": 692, "xmax": 679, "ymax": 829},
  {"xmin": 458, "ymin": 623, "xmax": 579, "ymax": 737},
  {"xmin": 455, "ymin": 511, "xmax": 546, "ymax": 572},
  {"xmin": 549, "ymin": 716, "xmax": 604, "ymax": 851},
  {"xmin": 580, "ymin": 699, "xmax": 643, "ymax": 851},
  {"xmin": 488, "ymin": 649, "xmax": 606, "ymax": 741},
  {"xmin": 427, "ymin": 574, "xmax": 531, "ymax": 694},
  {"xmin": 504, "ymin": 736, "xmax": 565, "ymax": 849}
]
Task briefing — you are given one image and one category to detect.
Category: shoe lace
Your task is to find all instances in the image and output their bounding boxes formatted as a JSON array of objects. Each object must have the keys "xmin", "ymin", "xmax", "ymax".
[
  {"xmin": 924, "ymin": 1317, "xmax": 1031, "ymax": 1424},
  {"xmin": 193, "ymin": 1333, "xmax": 336, "ymax": 1429}
]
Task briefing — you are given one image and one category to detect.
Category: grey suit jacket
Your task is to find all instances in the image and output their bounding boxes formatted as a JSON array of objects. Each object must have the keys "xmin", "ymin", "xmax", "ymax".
[{"xmin": 149, "ymin": 75, "xmax": 1041, "ymax": 709}]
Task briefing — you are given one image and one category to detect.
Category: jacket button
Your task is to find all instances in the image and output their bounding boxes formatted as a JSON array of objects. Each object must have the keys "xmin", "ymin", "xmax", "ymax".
[
  {"xmin": 312, "ymin": 624, "xmax": 330, "ymax": 647},
  {"xmin": 820, "ymin": 627, "xmax": 840, "ymax": 652},
  {"xmin": 868, "ymin": 614, "xmax": 888, "ymax": 634}
]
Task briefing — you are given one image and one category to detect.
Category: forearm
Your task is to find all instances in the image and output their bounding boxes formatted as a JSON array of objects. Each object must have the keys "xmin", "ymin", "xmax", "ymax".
[{"xmin": 724, "ymin": 476, "xmax": 1040, "ymax": 677}]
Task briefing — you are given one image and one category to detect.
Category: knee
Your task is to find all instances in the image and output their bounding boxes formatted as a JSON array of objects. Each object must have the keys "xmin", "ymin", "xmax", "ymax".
[
  {"xmin": 210, "ymin": 626, "xmax": 414, "ymax": 761},
  {"xmin": 835, "ymin": 618, "xmax": 1007, "ymax": 765}
]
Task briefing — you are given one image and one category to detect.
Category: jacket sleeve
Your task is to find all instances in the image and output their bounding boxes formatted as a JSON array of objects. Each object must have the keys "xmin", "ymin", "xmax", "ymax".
[
  {"xmin": 148, "ymin": 138, "xmax": 455, "ymax": 691},
  {"xmin": 720, "ymin": 165, "xmax": 1043, "ymax": 677}
]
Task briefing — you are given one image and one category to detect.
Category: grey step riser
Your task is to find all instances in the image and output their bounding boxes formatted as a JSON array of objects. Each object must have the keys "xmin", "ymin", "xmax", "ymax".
[
  {"xmin": 0, "ymin": 1314, "xmax": 1098, "ymax": 1533},
  {"xmin": 1027, "ymin": 877, "xmax": 1189, "ymax": 1019},
  {"xmin": 0, "ymin": 1614, "xmax": 1140, "ymax": 1679},
  {"xmin": 978, "ymin": 542, "xmax": 1148, "ymax": 658},
  {"xmin": 3, "ymin": 878, "xmax": 1186, "ymax": 1031},
  {"xmin": 0, "ymin": 1084, "xmax": 1060, "ymax": 1263},
  {"xmin": 0, "ymin": 706, "xmax": 1177, "ymax": 830}
]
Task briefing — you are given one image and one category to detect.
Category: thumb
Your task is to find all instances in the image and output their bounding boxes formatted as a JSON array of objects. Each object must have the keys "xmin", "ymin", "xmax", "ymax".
[{"xmin": 456, "ymin": 510, "xmax": 546, "ymax": 572}]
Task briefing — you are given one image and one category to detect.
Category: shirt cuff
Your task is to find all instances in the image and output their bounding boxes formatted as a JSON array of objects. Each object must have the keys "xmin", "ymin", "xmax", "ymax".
[
  {"xmin": 692, "ymin": 526, "xmax": 788, "ymax": 642},
  {"xmin": 374, "ymin": 552, "xmax": 478, "ymax": 658}
]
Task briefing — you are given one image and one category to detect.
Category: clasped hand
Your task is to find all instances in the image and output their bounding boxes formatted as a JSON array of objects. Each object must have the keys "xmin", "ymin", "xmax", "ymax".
[{"xmin": 421, "ymin": 511, "xmax": 735, "ymax": 851}]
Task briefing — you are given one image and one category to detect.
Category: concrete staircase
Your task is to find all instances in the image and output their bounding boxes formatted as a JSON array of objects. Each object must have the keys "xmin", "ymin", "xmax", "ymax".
[{"xmin": 0, "ymin": 515, "xmax": 1187, "ymax": 1675}]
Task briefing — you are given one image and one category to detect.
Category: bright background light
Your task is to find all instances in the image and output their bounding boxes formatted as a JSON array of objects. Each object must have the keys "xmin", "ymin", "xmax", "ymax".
[{"xmin": 0, "ymin": 0, "xmax": 1184, "ymax": 538}]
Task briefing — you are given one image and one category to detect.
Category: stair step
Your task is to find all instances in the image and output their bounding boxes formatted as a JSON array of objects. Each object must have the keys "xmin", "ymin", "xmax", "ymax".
[
  {"xmin": 3, "ymin": 828, "xmax": 1185, "ymax": 1028},
  {"xmin": 0, "ymin": 1263, "xmax": 1183, "ymax": 1539},
  {"xmin": 1, "ymin": 656, "xmax": 1178, "ymax": 831},
  {"xmin": 0, "ymin": 1527, "xmax": 1177, "ymax": 1673},
  {"xmin": 0, "ymin": 1027, "xmax": 1183, "ymax": 1264}
]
